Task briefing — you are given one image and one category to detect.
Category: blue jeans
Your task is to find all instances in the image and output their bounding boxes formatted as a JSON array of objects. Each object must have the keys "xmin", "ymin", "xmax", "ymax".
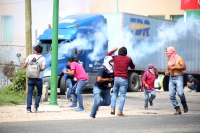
[
  {"xmin": 90, "ymin": 86, "xmax": 111, "ymax": 117},
  {"xmin": 111, "ymin": 77, "xmax": 128, "ymax": 112},
  {"xmin": 66, "ymin": 77, "xmax": 74, "ymax": 99},
  {"xmin": 143, "ymin": 89, "xmax": 156, "ymax": 107},
  {"xmin": 27, "ymin": 78, "xmax": 42, "ymax": 111},
  {"xmin": 71, "ymin": 80, "xmax": 88, "ymax": 109},
  {"xmin": 188, "ymin": 84, "xmax": 197, "ymax": 91},
  {"xmin": 169, "ymin": 76, "xmax": 187, "ymax": 109}
]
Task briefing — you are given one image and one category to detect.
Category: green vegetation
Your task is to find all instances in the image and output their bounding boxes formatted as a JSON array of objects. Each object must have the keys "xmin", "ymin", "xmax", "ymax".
[
  {"xmin": 0, "ymin": 89, "xmax": 26, "ymax": 106},
  {"xmin": 0, "ymin": 69, "xmax": 27, "ymax": 106}
]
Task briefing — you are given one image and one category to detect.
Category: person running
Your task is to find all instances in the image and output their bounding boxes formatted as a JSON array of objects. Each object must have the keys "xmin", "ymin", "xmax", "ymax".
[
  {"xmin": 90, "ymin": 55, "xmax": 115, "ymax": 118},
  {"xmin": 63, "ymin": 57, "xmax": 88, "ymax": 112},
  {"xmin": 108, "ymin": 47, "xmax": 135, "ymax": 116},
  {"xmin": 165, "ymin": 46, "xmax": 188, "ymax": 115},
  {"xmin": 142, "ymin": 64, "xmax": 158, "ymax": 110}
]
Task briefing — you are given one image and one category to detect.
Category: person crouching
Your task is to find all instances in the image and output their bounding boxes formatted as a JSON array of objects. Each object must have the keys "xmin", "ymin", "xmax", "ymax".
[
  {"xmin": 142, "ymin": 64, "xmax": 158, "ymax": 110},
  {"xmin": 90, "ymin": 56, "xmax": 114, "ymax": 118}
]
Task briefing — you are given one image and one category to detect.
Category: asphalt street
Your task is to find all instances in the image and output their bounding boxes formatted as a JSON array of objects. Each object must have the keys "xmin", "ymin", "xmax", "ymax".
[
  {"xmin": 0, "ymin": 90, "xmax": 200, "ymax": 133},
  {"xmin": 0, "ymin": 114, "xmax": 200, "ymax": 133}
]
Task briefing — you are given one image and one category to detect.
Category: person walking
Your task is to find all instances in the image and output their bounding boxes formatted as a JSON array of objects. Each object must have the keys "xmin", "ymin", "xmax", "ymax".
[
  {"xmin": 63, "ymin": 57, "xmax": 88, "ymax": 112},
  {"xmin": 187, "ymin": 75, "xmax": 199, "ymax": 92},
  {"xmin": 108, "ymin": 47, "xmax": 135, "ymax": 116},
  {"xmin": 23, "ymin": 45, "xmax": 46, "ymax": 113},
  {"xmin": 165, "ymin": 46, "xmax": 188, "ymax": 115},
  {"xmin": 142, "ymin": 64, "xmax": 158, "ymax": 110},
  {"xmin": 90, "ymin": 55, "xmax": 115, "ymax": 118}
]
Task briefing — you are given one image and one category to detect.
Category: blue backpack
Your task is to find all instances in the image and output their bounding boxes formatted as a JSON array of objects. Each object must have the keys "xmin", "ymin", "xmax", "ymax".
[{"xmin": 145, "ymin": 70, "xmax": 149, "ymax": 79}]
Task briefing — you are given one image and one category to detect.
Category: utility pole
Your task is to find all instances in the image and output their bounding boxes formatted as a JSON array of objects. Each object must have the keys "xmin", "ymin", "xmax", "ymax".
[
  {"xmin": 25, "ymin": 0, "xmax": 32, "ymax": 94},
  {"xmin": 50, "ymin": 0, "xmax": 59, "ymax": 105}
]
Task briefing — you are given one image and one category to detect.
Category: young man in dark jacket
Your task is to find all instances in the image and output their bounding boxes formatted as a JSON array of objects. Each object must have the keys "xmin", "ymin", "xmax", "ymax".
[
  {"xmin": 90, "ymin": 55, "xmax": 115, "ymax": 118},
  {"xmin": 187, "ymin": 75, "xmax": 199, "ymax": 92},
  {"xmin": 108, "ymin": 47, "xmax": 135, "ymax": 116}
]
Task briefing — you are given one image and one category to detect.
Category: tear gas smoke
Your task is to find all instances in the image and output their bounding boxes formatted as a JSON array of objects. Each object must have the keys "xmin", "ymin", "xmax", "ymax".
[{"xmin": 122, "ymin": 15, "xmax": 200, "ymax": 64}]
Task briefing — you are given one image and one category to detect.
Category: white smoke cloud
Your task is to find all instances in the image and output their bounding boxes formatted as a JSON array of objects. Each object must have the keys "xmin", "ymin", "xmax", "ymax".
[
  {"xmin": 56, "ymin": 20, "xmax": 107, "ymax": 62},
  {"xmin": 122, "ymin": 15, "xmax": 200, "ymax": 64}
]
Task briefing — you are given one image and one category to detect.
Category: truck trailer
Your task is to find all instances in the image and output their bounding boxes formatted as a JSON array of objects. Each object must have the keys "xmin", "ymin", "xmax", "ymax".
[{"xmin": 39, "ymin": 12, "xmax": 200, "ymax": 94}]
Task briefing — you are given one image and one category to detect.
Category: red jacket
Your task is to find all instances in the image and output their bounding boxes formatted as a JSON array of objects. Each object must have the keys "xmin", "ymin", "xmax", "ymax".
[
  {"xmin": 142, "ymin": 69, "xmax": 158, "ymax": 90},
  {"xmin": 107, "ymin": 50, "xmax": 135, "ymax": 78}
]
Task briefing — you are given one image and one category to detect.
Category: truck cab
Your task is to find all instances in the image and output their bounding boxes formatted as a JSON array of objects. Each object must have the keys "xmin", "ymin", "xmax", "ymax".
[{"xmin": 38, "ymin": 14, "xmax": 107, "ymax": 94}]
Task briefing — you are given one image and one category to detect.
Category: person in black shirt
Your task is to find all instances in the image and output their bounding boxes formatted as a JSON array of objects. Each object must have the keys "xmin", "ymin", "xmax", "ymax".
[
  {"xmin": 90, "ymin": 56, "xmax": 114, "ymax": 118},
  {"xmin": 187, "ymin": 75, "xmax": 199, "ymax": 92}
]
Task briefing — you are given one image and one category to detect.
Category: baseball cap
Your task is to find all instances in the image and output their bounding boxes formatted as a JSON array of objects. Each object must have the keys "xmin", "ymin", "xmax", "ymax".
[{"xmin": 148, "ymin": 64, "xmax": 155, "ymax": 69}]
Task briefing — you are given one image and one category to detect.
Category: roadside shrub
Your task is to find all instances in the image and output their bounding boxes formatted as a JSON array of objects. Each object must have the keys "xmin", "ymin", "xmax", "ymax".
[{"xmin": 7, "ymin": 69, "xmax": 26, "ymax": 93}]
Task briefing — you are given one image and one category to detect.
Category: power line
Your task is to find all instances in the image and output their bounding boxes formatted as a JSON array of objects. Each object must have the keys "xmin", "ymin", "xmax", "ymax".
[{"xmin": 0, "ymin": 0, "xmax": 50, "ymax": 5}]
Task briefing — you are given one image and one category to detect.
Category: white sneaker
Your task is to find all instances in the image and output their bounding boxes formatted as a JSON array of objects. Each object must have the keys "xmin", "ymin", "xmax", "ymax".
[
  {"xmin": 33, "ymin": 108, "xmax": 38, "ymax": 113},
  {"xmin": 192, "ymin": 90, "xmax": 196, "ymax": 92}
]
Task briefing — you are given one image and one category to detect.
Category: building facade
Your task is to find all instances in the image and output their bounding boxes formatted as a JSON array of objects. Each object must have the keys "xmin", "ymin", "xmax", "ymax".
[{"xmin": 0, "ymin": 0, "xmax": 184, "ymax": 63}]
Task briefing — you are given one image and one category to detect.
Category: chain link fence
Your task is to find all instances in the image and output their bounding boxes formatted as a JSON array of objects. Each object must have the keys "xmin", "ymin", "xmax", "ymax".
[{"xmin": 0, "ymin": 44, "xmax": 26, "ymax": 88}]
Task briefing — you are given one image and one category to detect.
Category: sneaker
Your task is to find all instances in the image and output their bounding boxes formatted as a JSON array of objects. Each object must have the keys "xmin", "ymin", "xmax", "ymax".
[
  {"xmin": 174, "ymin": 107, "xmax": 181, "ymax": 115},
  {"xmin": 67, "ymin": 98, "xmax": 73, "ymax": 102},
  {"xmin": 90, "ymin": 116, "xmax": 96, "ymax": 118},
  {"xmin": 33, "ymin": 108, "xmax": 38, "ymax": 113},
  {"xmin": 192, "ymin": 90, "xmax": 196, "ymax": 92},
  {"xmin": 111, "ymin": 109, "xmax": 115, "ymax": 115},
  {"xmin": 76, "ymin": 108, "xmax": 84, "ymax": 112},
  {"xmin": 27, "ymin": 110, "xmax": 32, "ymax": 113},
  {"xmin": 149, "ymin": 100, "xmax": 153, "ymax": 106},
  {"xmin": 68, "ymin": 104, "xmax": 77, "ymax": 108},
  {"xmin": 144, "ymin": 106, "xmax": 148, "ymax": 110},
  {"xmin": 117, "ymin": 112, "xmax": 125, "ymax": 116},
  {"xmin": 183, "ymin": 104, "xmax": 189, "ymax": 113}
]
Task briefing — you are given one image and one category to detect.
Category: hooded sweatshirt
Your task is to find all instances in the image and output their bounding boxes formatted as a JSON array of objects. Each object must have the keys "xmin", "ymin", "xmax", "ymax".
[
  {"xmin": 188, "ymin": 75, "xmax": 199, "ymax": 85},
  {"xmin": 107, "ymin": 47, "xmax": 135, "ymax": 78}
]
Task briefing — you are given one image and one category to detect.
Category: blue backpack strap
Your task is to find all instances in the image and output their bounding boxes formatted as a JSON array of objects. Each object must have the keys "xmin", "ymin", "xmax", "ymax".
[{"xmin": 146, "ymin": 70, "xmax": 149, "ymax": 79}]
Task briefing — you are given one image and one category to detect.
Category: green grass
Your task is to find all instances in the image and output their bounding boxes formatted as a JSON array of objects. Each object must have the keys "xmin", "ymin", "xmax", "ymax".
[{"xmin": 0, "ymin": 89, "xmax": 26, "ymax": 106}]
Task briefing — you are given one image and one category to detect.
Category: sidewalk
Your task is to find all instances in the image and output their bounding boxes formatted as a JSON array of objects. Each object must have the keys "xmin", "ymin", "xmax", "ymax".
[{"xmin": 0, "ymin": 88, "xmax": 199, "ymax": 123}]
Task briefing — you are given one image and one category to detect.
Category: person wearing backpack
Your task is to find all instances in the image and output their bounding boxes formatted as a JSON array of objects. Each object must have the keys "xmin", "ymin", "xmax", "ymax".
[
  {"xmin": 23, "ymin": 45, "xmax": 46, "ymax": 113},
  {"xmin": 90, "ymin": 55, "xmax": 115, "ymax": 118},
  {"xmin": 142, "ymin": 64, "xmax": 158, "ymax": 110}
]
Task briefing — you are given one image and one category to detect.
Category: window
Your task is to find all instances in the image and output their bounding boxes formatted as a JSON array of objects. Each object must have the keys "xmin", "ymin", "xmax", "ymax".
[
  {"xmin": 149, "ymin": 15, "xmax": 165, "ymax": 20},
  {"xmin": 171, "ymin": 15, "xmax": 184, "ymax": 21},
  {"xmin": 1, "ymin": 15, "xmax": 14, "ymax": 42}
]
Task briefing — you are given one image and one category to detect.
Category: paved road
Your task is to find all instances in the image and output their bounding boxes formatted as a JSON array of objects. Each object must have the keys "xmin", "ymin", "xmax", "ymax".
[
  {"xmin": 0, "ymin": 114, "xmax": 200, "ymax": 133},
  {"xmin": 0, "ymin": 89, "xmax": 200, "ymax": 133}
]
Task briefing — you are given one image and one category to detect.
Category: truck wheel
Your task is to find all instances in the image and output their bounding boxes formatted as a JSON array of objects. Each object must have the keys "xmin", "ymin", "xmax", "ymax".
[
  {"xmin": 163, "ymin": 76, "xmax": 169, "ymax": 91},
  {"xmin": 60, "ymin": 75, "xmax": 67, "ymax": 95},
  {"xmin": 128, "ymin": 72, "xmax": 140, "ymax": 92}
]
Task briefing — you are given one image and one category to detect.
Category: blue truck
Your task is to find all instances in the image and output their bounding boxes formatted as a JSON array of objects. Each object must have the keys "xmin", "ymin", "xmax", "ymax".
[{"xmin": 38, "ymin": 13, "xmax": 200, "ymax": 94}]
